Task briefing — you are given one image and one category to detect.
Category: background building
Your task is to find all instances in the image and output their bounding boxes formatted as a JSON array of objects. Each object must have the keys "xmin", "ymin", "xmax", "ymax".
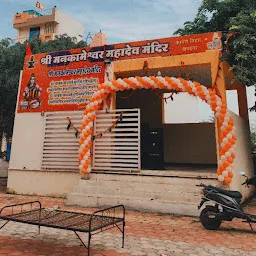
[{"xmin": 13, "ymin": 7, "xmax": 84, "ymax": 43}]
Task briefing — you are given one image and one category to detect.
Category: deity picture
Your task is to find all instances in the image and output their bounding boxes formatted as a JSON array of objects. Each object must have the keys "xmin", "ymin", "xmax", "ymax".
[{"xmin": 20, "ymin": 73, "xmax": 42, "ymax": 109}]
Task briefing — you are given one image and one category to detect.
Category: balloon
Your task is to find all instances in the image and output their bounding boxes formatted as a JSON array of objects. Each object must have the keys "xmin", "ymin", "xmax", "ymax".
[
  {"xmin": 222, "ymin": 162, "xmax": 229, "ymax": 169},
  {"xmin": 218, "ymin": 175, "xmax": 224, "ymax": 182},
  {"xmin": 77, "ymin": 76, "xmax": 236, "ymax": 184},
  {"xmin": 217, "ymin": 169, "xmax": 223, "ymax": 175},
  {"xmin": 228, "ymin": 172, "xmax": 233, "ymax": 178},
  {"xmin": 224, "ymin": 176, "xmax": 231, "ymax": 184},
  {"xmin": 222, "ymin": 171, "xmax": 228, "ymax": 177}
]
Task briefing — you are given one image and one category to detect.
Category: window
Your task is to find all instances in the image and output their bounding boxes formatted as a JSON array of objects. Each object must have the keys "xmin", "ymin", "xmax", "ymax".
[
  {"xmin": 45, "ymin": 22, "xmax": 55, "ymax": 34},
  {"xmin": 29, "ymin": 27, "xmax": 40, "ymax": 40},
  {"xmin": 227, "ymin": 90, "xmax": 239, "ymax": 115},
  {"xmin": 163, "ymin": 92, "xmax": 214, "ymax": 124}
]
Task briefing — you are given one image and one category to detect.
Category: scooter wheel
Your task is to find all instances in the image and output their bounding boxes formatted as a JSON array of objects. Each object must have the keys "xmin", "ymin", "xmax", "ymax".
[{"xmin": 200, "ymin": 206, "xmax": 221, "ymax": 230}]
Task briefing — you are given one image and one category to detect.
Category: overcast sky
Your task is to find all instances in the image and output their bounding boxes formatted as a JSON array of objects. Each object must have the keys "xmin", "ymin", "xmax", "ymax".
[{"xmin": 0, "ymin": 0, "xmax": 201, "ymax": 43}]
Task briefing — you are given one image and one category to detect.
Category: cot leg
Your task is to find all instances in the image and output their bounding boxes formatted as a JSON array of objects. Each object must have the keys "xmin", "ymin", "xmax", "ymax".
[
  {"xmin": 38, "ymin": 225, "xmax": 40, "ymax": 234},
  {"xmin": 88, "ymin": 233, "xmax": 91, "ymax": 256},
  {"xmin": 74, "ymin": 231, "xmax": 88, "ymax": 248},
  {"xmin": 0, "ymin": 220, "xmax": 9, "ymax": 230},
  {"xmin": 122, "ymin": 221, "xmax": 125, "ymax": 248}
]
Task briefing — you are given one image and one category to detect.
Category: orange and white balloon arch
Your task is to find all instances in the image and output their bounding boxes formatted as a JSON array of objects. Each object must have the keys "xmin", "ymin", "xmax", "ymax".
[{"xmin": 78, "ymin": 76, "xmax": 236, "ymax": 185}]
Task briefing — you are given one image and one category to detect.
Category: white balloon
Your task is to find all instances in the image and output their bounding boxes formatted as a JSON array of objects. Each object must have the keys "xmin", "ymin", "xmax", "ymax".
[
  {"xmin": 227, "ymin": 134, "xmax": 232, "ymax": 139},
  {"xmin": 226, "ymin": 166, "xmax": 232, "ymax": 172},
  {"xmin": 220, "ymin": 155, "xmax": 226, "ymax": 161},
  {"xmin": 87, "ymin": 167, "xmax": 92, "ymax": 173},
  {"xmin": 81, "ymin": 160, "xmax": 85, "ymax": 165},
  {"xmin": 226, "ymin": 152, "xmax": 231, "ymax": 157},
  {"xmin": 218, "ymin": 175, "xmax": 224, "ymax": 182},
  {"xmin": 223, "ymin": 121, "xmax": 228, "ymax": 127},
  {"xmin": 223, "ymin": 138, "xmax": 228, "ymax": 143},
  {"xmin": 81, "ymin": 144, "xmax": 85, "ymax": 149},
  {"xmin": 217, "ymin": 100, "xmax": 222, "ymax": 106},
  {"xmin": 222, "ymin": 171, "xmax": 228, "ymax": 177}
]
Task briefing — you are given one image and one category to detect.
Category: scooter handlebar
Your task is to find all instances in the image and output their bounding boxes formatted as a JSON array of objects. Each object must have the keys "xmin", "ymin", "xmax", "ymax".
[
  {"xmin": 241, "ymin": 175, "xmax": 256, "ymax": 187},
  {"xmin": 196, "ymin": 183, "xmax": 206, "ymax": 187}
]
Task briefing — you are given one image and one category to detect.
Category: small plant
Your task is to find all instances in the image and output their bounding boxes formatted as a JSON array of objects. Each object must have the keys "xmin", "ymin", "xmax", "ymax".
[{"xmin": 0, "ymin": 151, "xmax": 7, "ymax": 159}]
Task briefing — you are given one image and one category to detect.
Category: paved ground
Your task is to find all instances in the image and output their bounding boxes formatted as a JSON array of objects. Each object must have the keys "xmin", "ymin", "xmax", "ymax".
[{"xmin": 0, "ymin": 193, "xmax": 256, "ymax": 256}]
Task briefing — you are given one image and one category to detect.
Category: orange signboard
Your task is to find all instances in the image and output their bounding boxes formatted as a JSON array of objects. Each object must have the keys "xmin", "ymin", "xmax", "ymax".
[
  {"xmin": 66, "ymin": 31, "xmax": 222, "ymax": 63},
  {"xmin": 98, "ymin": 31, "xmax": 222, "ymax": 61},
  {"xmin": 17, "ymin": 49, "xmax": 105, "ymax": 113},
  {"xmin": 17, "ymin": 32, "xmax": 222, "ymax": 113}
]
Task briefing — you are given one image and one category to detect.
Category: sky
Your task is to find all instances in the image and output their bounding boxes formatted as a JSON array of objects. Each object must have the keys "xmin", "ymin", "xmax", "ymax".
[{"xmin": 0, "ymin": 0, "xmax": 202, "ymax": 43}]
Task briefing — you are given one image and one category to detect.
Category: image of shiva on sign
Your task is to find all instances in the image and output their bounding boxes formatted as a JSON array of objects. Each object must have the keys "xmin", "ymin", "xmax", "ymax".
[{"xmin": 20, "ymin": 73, "xmax": 42, "ymax": 109}]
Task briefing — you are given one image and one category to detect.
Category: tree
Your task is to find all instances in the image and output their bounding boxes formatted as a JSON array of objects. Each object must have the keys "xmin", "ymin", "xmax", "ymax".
[
  {"xmin": 0, "ymin": 35, "xmax": 87, "ymax": 141},
  {"xmin": 174, "ymin": 0, "xmax": 256, "ymax": 87}
]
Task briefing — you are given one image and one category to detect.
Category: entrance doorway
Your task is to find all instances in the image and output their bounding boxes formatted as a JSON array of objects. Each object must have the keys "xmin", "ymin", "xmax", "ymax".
[{"xmin": 116, "ymin": 88, "xmax": 217, "ymax": 172}]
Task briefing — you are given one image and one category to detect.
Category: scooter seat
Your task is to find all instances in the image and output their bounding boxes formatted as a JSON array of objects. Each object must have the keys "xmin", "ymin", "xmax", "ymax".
[{"xmin": 214, "ymin": 187, "xmax": 242, "ymax": 199}]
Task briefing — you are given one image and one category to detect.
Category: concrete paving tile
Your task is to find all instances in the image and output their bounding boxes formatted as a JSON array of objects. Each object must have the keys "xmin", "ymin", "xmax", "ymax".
[{"xmin": 1, "ymin": 193, "xmax": 256, "ymax": 256}]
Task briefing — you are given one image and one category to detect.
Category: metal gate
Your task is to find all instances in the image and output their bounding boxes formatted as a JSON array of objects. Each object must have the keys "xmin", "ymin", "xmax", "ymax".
[
  {"xmin": 42, "ymin": 111, "xmax": 82, "ymax": 170},
  {"xmin": 42, "ymin": 109, "xmax": 140, "ymax": 171},
  {"xmin": 92, "ymin": 109, "xmax": 141, "ymax": 172}
]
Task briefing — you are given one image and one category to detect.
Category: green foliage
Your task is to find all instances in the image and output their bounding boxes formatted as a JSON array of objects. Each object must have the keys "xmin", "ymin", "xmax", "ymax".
[
  {"xmin": 174, "ymin": 0, "xmax": 256, "ymax": 87},
  {"xmin": 0, "ymin": 35, "xmax": 87, "ymax": 139}
]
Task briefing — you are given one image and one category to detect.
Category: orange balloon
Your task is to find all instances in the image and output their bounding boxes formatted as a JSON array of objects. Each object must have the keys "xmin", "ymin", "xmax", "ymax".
[
  {"xmin": 219, "ymin": 113, "xmax": 225, "ymax": 121},
  {"xmin": 209, "ymin": 90, "xmax": 215, "ymax": 96},
  {"xmin": 217, "ymin": 169, "xmax": 223, "ymax": 175},
  {"xmin": 224, "ymin": 176, "xmax": 231, "ymax": 184},
  {"xmin": 86, "ymin": 158, "xmax": 91, "ymax": 165},
  {"xmin": 228, "ymin": 120, "xmax": 234, "ymax": 126},
  {"xmin": 228, "ymin": 172, "xmax": 233, "ymax": 178},
  {"xmin": 222, "ymin": 162, "xmax": 228, "ymax": 169},
  {"xmin": 227, "ymin": 157, "xmax": 234, "ymax": 164}
]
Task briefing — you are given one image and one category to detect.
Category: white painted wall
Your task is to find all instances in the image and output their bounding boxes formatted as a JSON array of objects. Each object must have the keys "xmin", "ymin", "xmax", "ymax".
[
  {"xmin": 17, "ymin": 27, "xmax": 30, "ymax": 43},
  {"xmin": 7, "ymin": 170, "xmax": 80, "ymax": 197},
  {"xmin": 55, "ymin": 9, "xmax": 84, "ymax": 41},
  {"xmin": 9, "ymin": 113, "xmax": 45, "ymax": 170},
  {"xmin": 164, "ymin": 123, "xmax": 217, "ymax": 164},
  {"xmin": 229, "ymin": 111, "xmax": 255, "ymax": 200}
]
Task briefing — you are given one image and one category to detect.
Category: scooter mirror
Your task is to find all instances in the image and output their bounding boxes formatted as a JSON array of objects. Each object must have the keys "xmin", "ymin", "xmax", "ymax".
[{"xmin": 238, "ymin": 171, "xmax": 246, "ymax": 176}]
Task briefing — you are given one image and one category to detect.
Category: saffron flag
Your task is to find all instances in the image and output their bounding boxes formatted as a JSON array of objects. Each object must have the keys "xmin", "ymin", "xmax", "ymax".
[
  {"xmin": 35, "ymin": 1, "xmax": 44, "ymax": 9},
  {"xmin": 25, "ymin": 43, "xmax": 32, "ymax": 55}
]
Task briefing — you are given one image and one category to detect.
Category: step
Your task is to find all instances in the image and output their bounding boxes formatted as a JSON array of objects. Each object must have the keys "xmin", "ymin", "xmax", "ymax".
[
  {"xmin": 73, "ymin": 187, "xmax": 202, "ymax": 203},
  {"xmin": 80, "ymin": 174, "xmax": 217, "ymax": 186},
  {"xmin": 67, "ymin": 192, "xmax": 200, "ymax": 216},
  {"xmin": 75, "ymin": 179, "xmax": 217, "ymax": 192},
  {"xmin": 74, "ymin": 181, "xmax": 208, "ymax": 201}
]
